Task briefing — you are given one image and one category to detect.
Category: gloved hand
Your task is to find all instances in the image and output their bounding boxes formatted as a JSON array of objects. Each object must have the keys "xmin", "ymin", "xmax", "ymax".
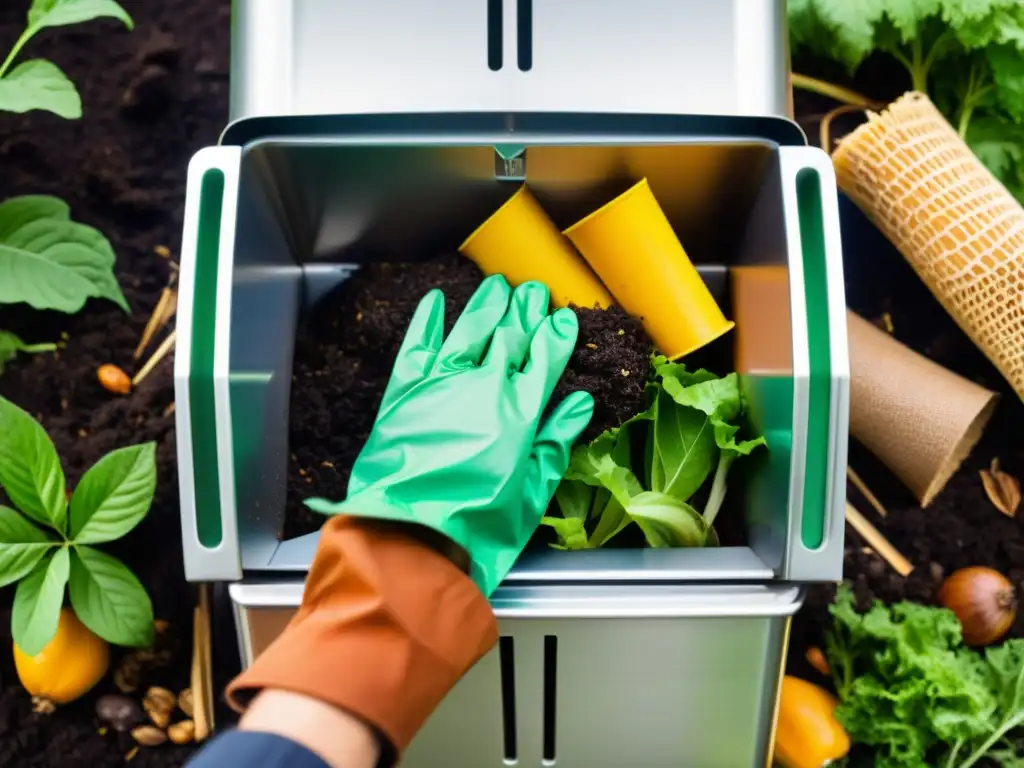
[{"xmin": 307, "ymin": 275, "xmax": 595, "ymax": 595}]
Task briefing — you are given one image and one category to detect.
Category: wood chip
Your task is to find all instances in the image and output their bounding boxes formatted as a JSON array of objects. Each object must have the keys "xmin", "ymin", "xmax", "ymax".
[
  {"xmin": 163, "ymin": 402, "xmax": 176, "ymax": 418},
  {"xmin": 132, "ymin": 330, "xmax": 176, "ymax": 387},
  {"xmin": 191, "ymin": 583, "xmax": 214, "ymax": 742},
  {"xmin": 154, "ymin": 245, "xmax": 171, "ymax": 258},
  {"xmin": 134, "ymin": 287, "xmax": 176, "ymax": 360},
  {"xmin": 847, "ymin": 466, "xmax": 889, "ymax": 518},
  {"xmin": 125, "ymin": 746, "xmax": 139, "ymax": 762},
  {"xmin": 585, "ymin": 343, "xmax": 598, "ymax": 350},
  {"xmin": 846, "ymin": 501, "xmax": 913, "ymax": 576},
  {"xmin": 980, "ymin": 457, "xmax": 1021, "ymax": 518},
  {"xmin": 881, "ymin": 312, "xmax": 895, "ymax": 333}
]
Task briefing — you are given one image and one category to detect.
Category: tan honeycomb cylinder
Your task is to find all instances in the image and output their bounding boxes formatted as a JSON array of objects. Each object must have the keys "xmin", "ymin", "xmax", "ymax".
[
  {"xmin": 833, "ymin": 92, "xmax": 1024, "ymax": 401},
  {"xmin": 847, "ymin": 310, "xmax": 997, "ymax": 506}
]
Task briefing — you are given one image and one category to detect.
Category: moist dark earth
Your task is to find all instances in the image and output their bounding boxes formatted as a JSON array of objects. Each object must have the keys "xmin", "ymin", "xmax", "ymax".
[{"xmin": 0, "ymin": 0, "xmax": 1020, "ymax": 761}]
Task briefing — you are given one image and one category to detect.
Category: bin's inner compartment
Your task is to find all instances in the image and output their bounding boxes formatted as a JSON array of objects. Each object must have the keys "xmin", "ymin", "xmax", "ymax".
[{"xmin": 230, "ymin": 140, "xmax": 795, "ymax": 572}]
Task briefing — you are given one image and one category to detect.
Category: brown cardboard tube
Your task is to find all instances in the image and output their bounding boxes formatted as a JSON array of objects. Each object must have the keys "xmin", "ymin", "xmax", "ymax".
[{"xmin": 848, "ymin": 310, "xmax": 998, "ymax": 507}]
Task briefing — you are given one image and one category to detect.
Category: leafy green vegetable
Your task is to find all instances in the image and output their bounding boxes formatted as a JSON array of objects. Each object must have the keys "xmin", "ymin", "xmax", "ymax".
[
  {"xmin": 0, "ymin": 330, "xmax": 55, "ymax": 376},
  {"xmin": 825, "ymin": 585, "xmax": 1024, "ymax": 768},
  {"xmin": 12, "ymin": 546, "xmax": 69, "ymax": 655},
  {"xmin": 0, "ymin": 395, "xmax": 156, "ymax": 652},
  {"xmin": 541, "ymin": 357, "xmax": 764, "ymax": 549},
  {"xmin": 0, "ymin": 194, "xmax": 129, "ymax": 313},
  {"xmin": 69, "ymin": 545, "xmax": 153, "ymax": 648},
  {"xmin": 789, "ymin": 0, "xmax": 1024, "ymax": 199},
  {"xmin": 0, "ymin": 0, "xmax": 132, "ymax": 117}
]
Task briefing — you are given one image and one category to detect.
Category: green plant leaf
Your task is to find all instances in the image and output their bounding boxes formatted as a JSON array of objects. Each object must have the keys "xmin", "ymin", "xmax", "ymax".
[
  {"xmin": 70, "ymin": 442, "xmax": 156, "ymax": 544},
  {"xmin": 0, "ymin": 206, "xmax": 129, "ymax": 313},
  {"xmin": 69, "ymin": 545, "xmax": 153, "ymax": 647},
  {"xmin": 0, "ymin": 397, "xmax": 66, "ymax": 533},
  {"xmin": 28, "ymin": 0, "xmax": 133, "ymax": 31},
  {"xmin": 0, "ymin": 196, "xmax": 69, "ymax": 241},
  {"xmin": 626, "ymin": 491, "xmax": 707, "ymax": 548},
  {"xmin": 0, "ymin": 505, "xmax": 56, "ymax": 587},
  {"xmin": 0, "ymin": 59, "xmax": 80, "ymax": 118},
  {"xmin": 12, "ymin": 546, "xmax": 69, "ymax": 655},
  {"xmin": 649, "ymin": 387, "xmax": 717, "ymax": 501},
  {"xmin": 0, "ymin": 330, "xmax": 56, "ymax": 376},
  {"xmin": 554, "ymin": 480, "xmax": 592, "ymax": 522},
  {"xmin": 539, "ymin": 516, "xmax": 589, "ymax": 550}
]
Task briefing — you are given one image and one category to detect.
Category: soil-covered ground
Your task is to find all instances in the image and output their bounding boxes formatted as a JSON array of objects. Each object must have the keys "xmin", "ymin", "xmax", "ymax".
[
  {"xmin": 0, "ymin": 1, "xmax": 1020, "ymax": 761},
  {"xmin": 0, "ymin": 0, "xmax": 229, "ymax": 764}
]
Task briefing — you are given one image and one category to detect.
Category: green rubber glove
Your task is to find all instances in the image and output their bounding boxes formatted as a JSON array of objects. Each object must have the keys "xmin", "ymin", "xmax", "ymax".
[{"xmin": 307, "ymin": 275, "xmax": 595, "ymax": 596}]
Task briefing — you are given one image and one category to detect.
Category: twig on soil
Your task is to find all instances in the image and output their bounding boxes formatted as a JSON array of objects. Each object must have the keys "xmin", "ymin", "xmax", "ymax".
[
  {"xmin": 791, "ymin": 74, "xmax": 884, "ymax": 110},
  {"xmin": 134, "ymin": 287, "xmax": 177, "ymax": 360},
  {"xmin": 191, "ymin": 583, "xmax": 214, "ymax": 742},
  {"xmin": 132, "ymin": 330, "xmax": 176, "ymax": 388},
  {"xmin": 846, "ymin": 501, "xmax": 913, "ymax": 576},
  {"xmin": 847, "ymin": 467, "xmax": 890, "ymax": 518},
  {"xmin": 820, "ymin": 103, "xmax": 866, "ymax": 153}
]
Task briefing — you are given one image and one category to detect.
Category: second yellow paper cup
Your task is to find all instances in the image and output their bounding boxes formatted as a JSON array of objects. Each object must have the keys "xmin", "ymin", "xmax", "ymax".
[
  {"xmin": 564, "ymin": 178, "xmax": 734, "ymax": 359},
  {"xmin": 459, "ymin": 186, "xmax": 612, "ymax": 309}
]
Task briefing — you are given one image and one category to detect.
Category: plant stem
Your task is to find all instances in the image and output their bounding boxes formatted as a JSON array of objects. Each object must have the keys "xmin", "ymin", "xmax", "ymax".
[
  {"xmin": 21, "ymin": 343, "xmax": 57, "ymax": 354},
  {"xmin": 957, "ymin": 712, "xmax": 1024, "ymax": 768},
  {"xmin": 791, "ymin": 74, "xmax": 882, "ymax": 109},
  {"xmin": 0, "ymin": 26, "xmax": 38, "ymax": 80},
  {"xmin": 702, "ymin": 454, "xmax": 732, "ymax": 528},
  {"xmin": 910, "ymin": 37, "xmax": 929, "ymax": 92},
  {"xmin": 958, "ymin": 104, "xmax": 975, "ymax": 139},
  {"xmin": 945, "ymin": 738, "xmax": 965, "ymax": 768}
]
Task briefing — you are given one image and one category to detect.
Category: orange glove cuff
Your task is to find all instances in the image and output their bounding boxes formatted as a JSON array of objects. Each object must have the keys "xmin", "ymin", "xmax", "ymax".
[{"xmin": 227, "ymin": 516, "xmax": 498, "ymax": 756}]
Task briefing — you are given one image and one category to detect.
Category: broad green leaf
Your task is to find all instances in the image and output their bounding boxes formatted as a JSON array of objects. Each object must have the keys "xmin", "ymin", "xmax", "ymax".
[
  {"xmin": 588, "ymin": 495, "xmax": 631, "ymax": 548},
  {"xmin": 649, "ymin": 387, "xmax": 716, "ymax": 501},
  {"xmin": 0, "ymin": 505, "xmax": 56, "ymax": 587},
  {"xmin": 69, "ymin": 545, "xmax": 153, "ymax": 647},
  {"xmin": 554, "ymin": 480, "xmax": 592, "ymax": 522},
  {"xmin": 28, "ymin": 0, "xmax": 133, "ymax": 30},
  {"xmin": 0, "ymin": 211, "xmax": 129, "ymax": 313},
  {"xmin": 0, "ymin": 330, "xmax": 56, "ymax": 376},
  {"xmin": 0, "ymin": 397, "xmax": 66, "ymax": 532},
  {"xmin": 0, "ymin": 60, "xmax": 81, "ymax": 118},
  {"xmin": 539, "ymin": 516, "xmax": 589, "ymax": 550},
  {"xmin": 0, "ymin": 196, "xmax": 70, "ymax": 241},
  {"xmin": 627, "ymin": 491, "xmax": 707, "ymax": 548},
  {"xmin": 12, "ymin": 547, "xmax": 69, "ymax": 655},
  {"xmin": 70, "ymin": 442, "xmax": 156, "ymax": 544}
]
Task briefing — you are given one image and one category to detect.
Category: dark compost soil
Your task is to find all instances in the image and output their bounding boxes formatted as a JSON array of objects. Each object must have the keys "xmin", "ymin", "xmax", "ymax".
[
  {"xmin": 283, "ymin": 259, "xmax": 652, "ymax": 540},
  {"xmin": 0, "ymin": 0, "xmax": 230, "ymax": 764}
]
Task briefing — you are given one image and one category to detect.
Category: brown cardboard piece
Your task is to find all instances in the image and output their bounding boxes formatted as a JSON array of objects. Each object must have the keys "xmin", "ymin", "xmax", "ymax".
[{"xmin": 848, "ymin": 310, "xmax": 997, "ymax": 506}]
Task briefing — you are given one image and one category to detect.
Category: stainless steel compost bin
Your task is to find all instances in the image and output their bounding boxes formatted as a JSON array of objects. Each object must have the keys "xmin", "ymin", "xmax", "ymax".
[{"xmin": 174, "ymin": 3, "xmax": 849, "ymax": 766}]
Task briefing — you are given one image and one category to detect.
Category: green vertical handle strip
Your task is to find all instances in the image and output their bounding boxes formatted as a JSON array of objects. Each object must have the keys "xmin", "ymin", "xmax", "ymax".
[
  {"xmin": 796, "ymin": 168, "xmax": 831, "ymax": 550},
  {"xmin": 189, "ymin": 169, "xmax": 226, "ymax": 548}
]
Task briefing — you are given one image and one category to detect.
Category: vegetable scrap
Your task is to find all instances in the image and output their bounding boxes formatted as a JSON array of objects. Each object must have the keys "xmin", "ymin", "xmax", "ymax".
[
  {"xmin": 980, "ymin": 458, "xmax": 1021, "ymax": 518},
  {"xmin": 541, "ymin": 355, "xmax": 765, "ymax": 550},
  {"xmin": 97, "ymin": 363, "xmax": 132, "ymax": 395},
  {"xmin": 939, "ymin": 567, "xmax": 1016, "ymax": 647},
  {"xmin": 773, "ymin": 675, "xmax": 850, "ymax": 768},
  {"xmin": 824, "ymin": 586, "xmax": 1024, "ymax": 768},
  {"xmin": 789, "ymin": 0, "xmax": 1024, "ymax": 201},
  {"xmin": 805, "ymin": 646, "xmax": 831, "ymax": 677}
]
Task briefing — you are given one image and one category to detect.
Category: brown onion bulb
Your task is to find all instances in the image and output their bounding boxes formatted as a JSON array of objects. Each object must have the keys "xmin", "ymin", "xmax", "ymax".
[{"xmin": 938, "ymin": 567, "xmax": 1016, "ymax": 646}]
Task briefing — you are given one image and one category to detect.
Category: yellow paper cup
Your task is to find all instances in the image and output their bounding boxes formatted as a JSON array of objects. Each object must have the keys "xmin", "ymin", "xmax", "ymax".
[
  {"xmin": 564, "ymin": 178, "xmax": 734, "ymax": 359},
  {"xmin": 459, "ymin": 185, "xmax": 612, "ymax": 309}
]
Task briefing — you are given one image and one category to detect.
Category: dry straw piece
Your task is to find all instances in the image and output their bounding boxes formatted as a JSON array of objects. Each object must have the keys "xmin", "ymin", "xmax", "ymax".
[{"xmin": 834, "ymin": 92, "xmax": 1024, "ymax": 401}]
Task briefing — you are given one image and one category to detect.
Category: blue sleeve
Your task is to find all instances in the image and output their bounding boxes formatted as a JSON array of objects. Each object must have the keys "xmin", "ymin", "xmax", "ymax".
[{"xmin": 185, "ymin": 730, "xmax": 330, "ymax": 768}]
